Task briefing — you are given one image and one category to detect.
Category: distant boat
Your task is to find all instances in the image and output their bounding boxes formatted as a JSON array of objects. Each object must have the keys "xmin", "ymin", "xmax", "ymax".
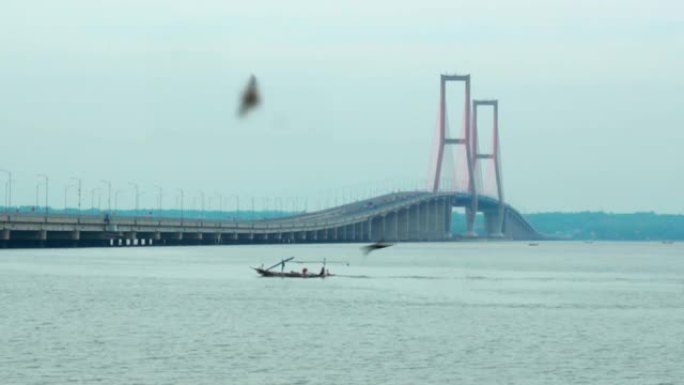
[
  {"xmin": 528, "ymin": 242, "xmax": 539, "ymax": 246},
  {"xmin": 252, "ymin": 256, "xmax": 331, "ymax": 278},
  {"xmin": 662, "ymin": 240, "xmax": 674, "ymax": 244}
]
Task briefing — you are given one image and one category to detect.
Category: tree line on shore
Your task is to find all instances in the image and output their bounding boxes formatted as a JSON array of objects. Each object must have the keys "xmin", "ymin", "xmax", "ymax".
[{"xmin": 451, "ymin": 211, "xmax": 684, "ymax": 241}]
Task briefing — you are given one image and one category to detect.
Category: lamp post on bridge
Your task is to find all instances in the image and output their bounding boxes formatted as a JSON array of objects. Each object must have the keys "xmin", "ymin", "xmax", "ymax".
[
  {"xmin": 262, "ymin": 197, "xmax": 269, "ymax": 218},
  {"xmin": 64, "ymin": 183, "xmax": 73, "ymax": 211},
  {"xmin": 211, "ymin": 192, "xmax": 222, "ymax": 213},
  {"xmin": 37, "ymin": 174, "xmax": 48, "ymax": 216},
  {"xmin": 177, "ymin": 189, "xmax": 184, "ymax": 220},
  {"xmin": 114, "ymin": 190, "xmax": 125, "ymax": 213},
  {"xmin": 70, "ymin": 177, "xmax": 82, "ymax": 214},
  {"xmin": 197, "ymin": 190, "xmax": 205, "ymax": 218},
  {"xmin": 129, "ymin": 182, "xmax": 139, "ymax": 214},
  {"xmin": 231, "ymin": 195, "xmax": 240, "ymax": 221},
  {"xmin": 2, "ymin": 180, "xmax": 7, "ymax": 212},
  {"xmin": 154, "ymin": 185, "xmax": 163, "ymax": 214},
  {"xmin": 0, "ymin": 169, "xmax": 11, "ymax": 210},
  {"xmin": 90, "ymin": 188, "xmax": 99, "ymax": 214},
  {"xmin": 100, "ymin": 180, "xmax": 111, "ymax": 213}
]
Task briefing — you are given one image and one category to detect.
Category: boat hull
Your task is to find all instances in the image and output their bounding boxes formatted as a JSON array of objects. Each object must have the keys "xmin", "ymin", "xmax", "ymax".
[{"xmin": 253, "ymin": 267, "xmax": 331, "ymax": 278}]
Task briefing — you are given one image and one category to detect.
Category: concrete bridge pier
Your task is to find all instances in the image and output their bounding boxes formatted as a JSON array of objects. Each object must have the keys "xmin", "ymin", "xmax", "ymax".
[
  {"xmin": 316, "ymin": 229, "xmax": 326, "ymax": 242},
  {"xmin": 428, "ymin": 198, "xmax": 448, "ymax": 241},
  {"xmin": 161, "ymin": 232, "xmax": 183, "ymax": 246},
  {"xmin": 205, "ymin": 233, "xmax": 221, "ymax": 245},
  {"xmin": 1, "ymin": 229, "xmax": 9, "ymax": 248},
  {"xmin": 484, "ymin": 209, "xmax": 505, "ymax": 238},
  {"xmin": 45, "ymin": 230, "xmax": 81, "ymax": 247},
  {"xmin": 422, "ymin": 201, "xmax": 432, "ymax": 240},
  {"xmin": 393, "ymin": 211, "xmax": 400, "ymax": 241},
  {"xmin": 138, "ymin": 232, "xmax": 159, "ymax": 246},
  {"xmin": 406, "ymin": 205, "xmax": 419, "ymax": 241},
  {"xmin": 36, "ymin": 230, "xmax": 47, "ymax": 247},
  {"xmin": 184, "ymin": 232, "xmax": 203, "ymax": 245},
  {"xmin": 153, "ymin": 231, "xmax": 161, "ymax": 245},
  {"xmin": 368, "ymin": 215, "xmax": 387, "ymax": 241},
  {"xmin": 385, "ymin": 212, "xmax": 395, "ymax": 241},
  {"xmin": 397, "ymin": 208, "xmax": 407, "ymax": 240},
  {"xmin": 124, "ymin": 232, "xmax": 137, "ymax": 246},
  {"xmin": 464, "ymin": 206, "xmax": 477, "ymax": 238},
  {"xmin": 444, "ymin": 200, "xmax": 453, "ymax": 240},
  {"xmin": 423, "ymin": 200, "xmax": 438, "ymax": 241}
]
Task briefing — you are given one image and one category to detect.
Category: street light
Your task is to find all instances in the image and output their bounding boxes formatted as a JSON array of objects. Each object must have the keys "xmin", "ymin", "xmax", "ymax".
[
  {"xmin": 2, "ymin": 180, "xmax": 7, "ymax": 211},
  {"xmin": 37, "ymin": 174, "xmax": 48, "ymax": 216},
  {"xmin": 212, "ymin": 192, "xmax": 222, "ymax": 212},
  {"xmin": 64, "ymin": 183, "xmax": 73, "ymax": 211},
  {"xmin": 177, "ymin": 189, "xmax": 184, "ymax": 220},
  {"xmin": 0, "ymin": 169, "xmax": 11, "ymax": 209},
  {"xmin": 129, "ymin": 182, "xmax": 139, "ymax": 213},
  {"xmin": 100, "ymin": 180, "xmax": 111, "ymax": 213},
  {"xmin": 154, "ymin": 185, "xmax": 163, "ymax": 213},
  {"xmin": 234, "ymin": 195, "xmax": 240, "ymax": 217},
  {"xmin": 90, "ymin": 188, "xmax": 99, "ymax": 213},
  {"xmin": 114, "ymin": 190, "xmax": 124, "ymax": 212},
  {"xmin": 197, "ymin": 190, "xmax": 205, "ymax": 218},
  {"xmin": 71, "ymin": 177, "xmax": 82, "ymax": 213}
]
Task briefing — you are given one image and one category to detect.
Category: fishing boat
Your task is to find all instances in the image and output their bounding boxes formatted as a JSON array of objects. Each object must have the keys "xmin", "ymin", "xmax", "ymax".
[{"xmin": 252, "ymin": 256, "xmax": 332, "ymax": 278}]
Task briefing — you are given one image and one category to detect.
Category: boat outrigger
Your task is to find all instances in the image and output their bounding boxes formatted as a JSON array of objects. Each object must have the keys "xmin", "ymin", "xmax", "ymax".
[{"xmin": 252, "ymin": 256, "xmax": 332, "ymax": 278}]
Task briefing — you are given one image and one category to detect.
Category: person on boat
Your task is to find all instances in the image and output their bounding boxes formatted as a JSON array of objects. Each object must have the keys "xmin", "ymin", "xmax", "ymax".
[
  {"xmin": 319, "ymin": 266, "xmax": 325, "ymax": 276},
  {"xmin": 302, "ymin": 267, "xmax": 308, "ymax": 276}
]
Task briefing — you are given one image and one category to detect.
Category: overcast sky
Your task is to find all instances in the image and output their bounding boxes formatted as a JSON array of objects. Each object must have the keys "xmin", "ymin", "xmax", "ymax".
[{"xmin": 1, "ymin": 0, "xmax": 682, "ymax": 213}]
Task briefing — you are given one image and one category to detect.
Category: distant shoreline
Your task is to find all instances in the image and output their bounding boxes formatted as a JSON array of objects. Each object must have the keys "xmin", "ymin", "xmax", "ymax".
[{"xmin": 452, "ymin": 212, "xmax": 684, "ymax": 241}]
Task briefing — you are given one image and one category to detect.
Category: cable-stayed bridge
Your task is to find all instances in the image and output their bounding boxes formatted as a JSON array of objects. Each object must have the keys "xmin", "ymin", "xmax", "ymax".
[{"xmin": 0, "ymin": 74, "xmax": 541, "ymax": 247}]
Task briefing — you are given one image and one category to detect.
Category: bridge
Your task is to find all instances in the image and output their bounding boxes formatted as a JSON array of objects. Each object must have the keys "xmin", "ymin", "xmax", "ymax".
[{"xmin": 0, "ymin": 74, "xmax": 541, "ymax": 247}]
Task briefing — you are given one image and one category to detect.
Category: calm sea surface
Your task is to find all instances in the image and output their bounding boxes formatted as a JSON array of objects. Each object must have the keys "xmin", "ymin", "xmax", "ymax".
[{"xmin": 1, "ymin": 242, "xmax": 683, "ymax": 385}]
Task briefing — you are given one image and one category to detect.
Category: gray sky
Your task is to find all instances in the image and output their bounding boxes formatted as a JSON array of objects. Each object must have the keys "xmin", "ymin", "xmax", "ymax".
[{"xmin": 1, "ymin": 0, "xmax": 683, "ymax": 213}]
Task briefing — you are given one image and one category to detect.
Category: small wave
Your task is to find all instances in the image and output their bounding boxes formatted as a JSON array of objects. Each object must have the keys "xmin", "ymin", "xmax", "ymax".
[
  {"xmin": 387, "ymin": 275, "xmax": 447, "ymax": 280},
  {"xmin": 462, "ymin": 275, "xmax": 683, "ymax": 284},
  {"xmin": 333, "ymin": 274, "xmax": 371, "ymax": 279},
  {"xmin": 414, "ymin": 301, "xmax": 684, "ymax": 311},
  {"xmin": 335, "ymin": 274, "xmax": 449, "ymax": 280}
]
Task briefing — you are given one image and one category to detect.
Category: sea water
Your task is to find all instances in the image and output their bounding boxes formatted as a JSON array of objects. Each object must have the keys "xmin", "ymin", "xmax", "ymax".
[{"xmin": 1, "ymin": 242, "xmax": 683, "ymax": 384}]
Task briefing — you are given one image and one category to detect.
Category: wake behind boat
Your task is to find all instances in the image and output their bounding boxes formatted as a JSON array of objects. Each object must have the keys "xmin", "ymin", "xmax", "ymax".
[{"xmin": 252, "ymin": 256, "xmax": 332, "ymax": 278}]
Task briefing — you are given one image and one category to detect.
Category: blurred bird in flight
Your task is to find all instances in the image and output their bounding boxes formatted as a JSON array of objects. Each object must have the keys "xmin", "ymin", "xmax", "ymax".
[
  {"xmin": 238, "ymin": 75, "xmax": 260, "ymax": 117},
  {"xmin": 361, "ymin": 241, "xmax": 394, "ymax": 256}
]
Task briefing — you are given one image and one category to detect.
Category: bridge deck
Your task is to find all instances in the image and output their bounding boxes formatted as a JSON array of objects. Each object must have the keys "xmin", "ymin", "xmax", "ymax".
[{"xmin": 0, "ymin": 192, "xmax": 540, "ymax": 247}]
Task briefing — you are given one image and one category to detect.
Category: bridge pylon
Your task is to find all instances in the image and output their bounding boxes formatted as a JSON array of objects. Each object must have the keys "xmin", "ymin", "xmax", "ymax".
[
  {"xmin": 473, "ymin": 99, "xmax": 505, "ymax": 237},
  {"xmin": 431, "ymin": 74, "xmax": 478, "ymax": 236}
]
